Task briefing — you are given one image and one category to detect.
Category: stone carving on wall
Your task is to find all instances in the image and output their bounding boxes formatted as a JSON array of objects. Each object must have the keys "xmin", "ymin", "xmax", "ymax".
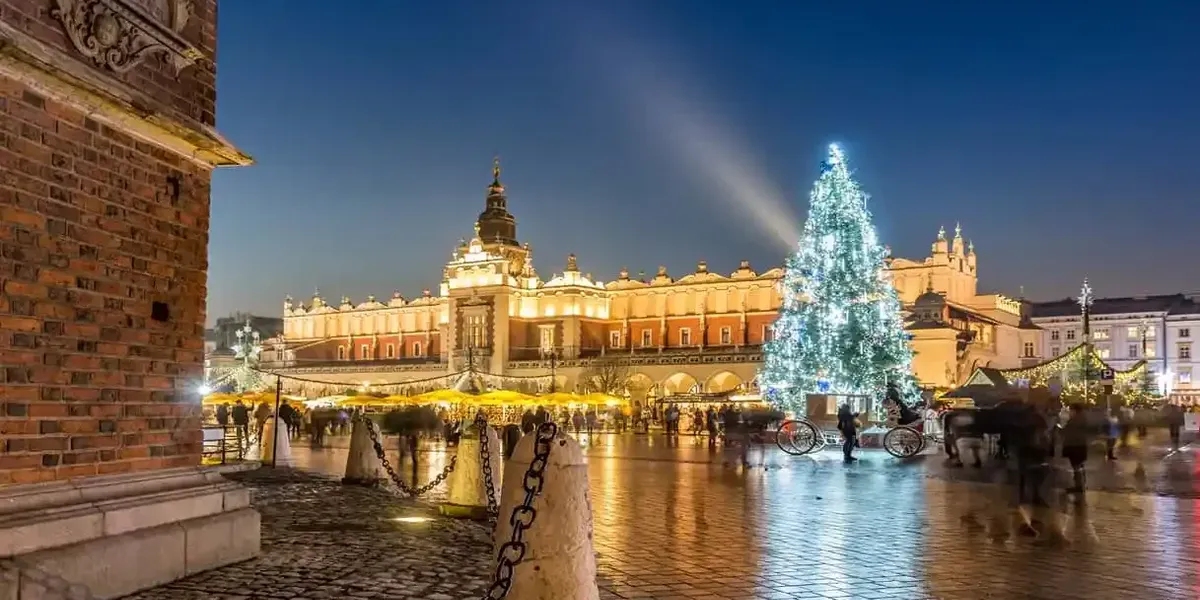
[{"xmin": 52, "ymin": 0, "xmax": 203, "ymax": 75}]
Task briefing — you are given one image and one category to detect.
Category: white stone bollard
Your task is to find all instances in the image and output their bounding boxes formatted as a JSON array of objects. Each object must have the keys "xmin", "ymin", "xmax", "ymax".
[
  {"xmin": 491, "ymin": 428, "xmax": 598, "ymax": 600},
  {"xmin": 441, "ymin": 421, "xmax": 503, "ymax": 519},
  {"xmin": 343, "ymin": 416, "xmax": 385, "ymax": 485},
  {"xmin": 260, "ymin": 416, "xmax": 293, "ymax": 466}
]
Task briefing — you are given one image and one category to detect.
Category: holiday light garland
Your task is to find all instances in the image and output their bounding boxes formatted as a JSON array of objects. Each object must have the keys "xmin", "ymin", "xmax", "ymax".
[
  {"xmin": 249, "ymin": 366, "xmax": 553, "ymax": 398},
  {"xmin": 991, "ymin": 343, "xmax": 1154, "ymax": 403},
  {"xmin": 760, "ymin": 144, "xmax": 918, "ymax": 411}
]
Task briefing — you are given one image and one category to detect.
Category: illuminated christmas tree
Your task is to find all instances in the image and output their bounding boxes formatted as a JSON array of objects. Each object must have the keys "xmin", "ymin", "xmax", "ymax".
[{"xmin": 761, "ymin": 144, "xmax": 917, "ymax": 411}]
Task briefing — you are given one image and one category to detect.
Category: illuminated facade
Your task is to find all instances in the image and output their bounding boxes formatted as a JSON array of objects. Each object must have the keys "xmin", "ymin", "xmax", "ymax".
[
  {"xmin": 268, "ymin": 164, "xmax": 1039, "ymax": 399},
  {"xmin": 1030, "ymin": 294, "xmax": 1200, "ymax": 402}
]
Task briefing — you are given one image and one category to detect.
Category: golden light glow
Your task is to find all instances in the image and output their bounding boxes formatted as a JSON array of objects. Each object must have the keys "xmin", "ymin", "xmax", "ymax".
[{"xmin": 391, "ymin": 516, "xmax": 433, "ymax": 524}]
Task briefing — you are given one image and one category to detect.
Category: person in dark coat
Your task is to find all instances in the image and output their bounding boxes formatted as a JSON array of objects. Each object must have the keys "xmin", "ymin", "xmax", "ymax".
[
  {"xmin": 837, "ymin": 404, "xmax": 859, "ymax": 462},
  {"xmin": 215, "ymin": 403, "xmax": 229, "ymax": 428},
  {"xmin": 231, "ymin": 399, "xmax": 250, "ymax": 449},
  {"xmin": 520, "ymin": 409, "xmax": 536, "ymax": 435},
  {"xmin": 1061, "ymin": 403, "xmax": 1090, "ymax": 495}
]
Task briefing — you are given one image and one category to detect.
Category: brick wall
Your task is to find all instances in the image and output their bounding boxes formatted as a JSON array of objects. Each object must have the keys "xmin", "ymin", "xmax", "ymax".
[
  {"xmin": 0, "ymin": 0, "xmax": 218, "ymax": 127},
  {"xmin": 0, "ymin": 0, "xmax": 220, "ymax": 485}
]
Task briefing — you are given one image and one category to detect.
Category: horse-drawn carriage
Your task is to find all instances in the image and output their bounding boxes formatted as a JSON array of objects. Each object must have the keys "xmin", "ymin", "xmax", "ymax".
[{"xmin": 775, "ymin": 392, "xmax": 938, "ymax": 458}]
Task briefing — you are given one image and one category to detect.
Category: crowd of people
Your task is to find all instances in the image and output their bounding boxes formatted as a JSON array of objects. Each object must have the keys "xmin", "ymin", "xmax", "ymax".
[
  {"xmin": 209, "ymin": 399, "xmax": 351, "ymax": 451},
  {"xmin": 835, "ymin": 391, "xmax": 1192, "ymax": 502}
]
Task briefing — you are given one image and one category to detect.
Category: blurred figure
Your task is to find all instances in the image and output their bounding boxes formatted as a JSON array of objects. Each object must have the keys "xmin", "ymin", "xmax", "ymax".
[
  {"xmin": 215, "ymin": 403, "xmax": 229, "ymax": 429},
  {"xmin": 585, "ymin": 407, "xmax": 598, "ymax": 436},
  {"xmin": 253, "ymin": 401, "xmax": 271, "ymax": 442},
  {"xmin": 1105, "ymin": 409, "xmax": 1120, "ymax": 460},
  {"xmin": 520, "ymin": 408, "xmax": 535, "ymax": 434},
  {"xmin": 1164, "ymin": 402, "xmax": 1185, "ymax": 451},
  {"xmin": 571, "ymin": 409, "xmax": 585, "ymax": 436},
  {"xmin": 1061, "ymin": 403, "xmax": 1090, "ymax": 496}
]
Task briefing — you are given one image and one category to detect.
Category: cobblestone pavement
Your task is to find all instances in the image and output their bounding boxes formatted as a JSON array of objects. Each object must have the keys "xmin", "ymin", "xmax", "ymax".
[{"xmin": 125, "ymin": 432, "xmax": 1200, "ymax": 600}]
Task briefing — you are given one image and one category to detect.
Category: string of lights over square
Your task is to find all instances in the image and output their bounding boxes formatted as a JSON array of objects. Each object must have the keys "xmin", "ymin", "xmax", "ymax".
[{"xmin": 760, "ymin": 144, "xmax": 918, "ymax": 410}]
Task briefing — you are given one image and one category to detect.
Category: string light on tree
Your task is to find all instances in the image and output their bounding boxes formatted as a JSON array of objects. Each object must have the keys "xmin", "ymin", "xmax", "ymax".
[{"xmin": 760, "ymin": 143, "xmax": 918, "ymax": 411}]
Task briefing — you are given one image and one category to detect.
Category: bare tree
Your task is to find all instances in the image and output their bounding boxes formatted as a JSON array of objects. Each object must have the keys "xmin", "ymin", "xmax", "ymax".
[{"xmin": 579, "ymin": 356, "xmax": 631, "ymax": 394}]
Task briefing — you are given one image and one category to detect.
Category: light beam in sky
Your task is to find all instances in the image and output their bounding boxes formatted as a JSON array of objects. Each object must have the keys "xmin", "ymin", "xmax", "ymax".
[{"xmin": 561, "ymin": 8, "xmax": 802, "ymax": 251}]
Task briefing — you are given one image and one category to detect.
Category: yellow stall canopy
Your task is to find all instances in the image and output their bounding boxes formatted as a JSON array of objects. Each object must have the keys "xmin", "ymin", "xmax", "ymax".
[{"xmin": 202, "ymin": 392, "xmax": 302, "ymax": 406}]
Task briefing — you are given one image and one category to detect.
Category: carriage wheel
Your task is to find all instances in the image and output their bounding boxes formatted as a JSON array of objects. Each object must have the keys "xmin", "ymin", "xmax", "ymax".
[
  {"xmin": 776, "ymin": 419, "xmax": 820, "ymax": 456},
  {"xmin": 884, "ymin": 426, "xmax": 924, "ymax": 458}
]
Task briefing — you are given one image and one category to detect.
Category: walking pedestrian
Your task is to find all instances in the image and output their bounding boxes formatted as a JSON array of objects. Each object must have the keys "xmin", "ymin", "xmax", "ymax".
[
  {"xmin": 1105, "ymin": 408, "xmax": 1119, "ymax": 460},
  {"xmin": 216, "ymin": 403, "xmax": 229, "ymax": 428},
  {"xmin": 1061, "ymin": 404, "xmax": 1090, "ymax": 496},
  {"xmin": 585, "ymin": 407, "xmax": 598, "ymax": 436},
  {"xmin": 231, "ymin": 399, "xmax": 249, "ymax": 449},
  {"xmin": 838, "ymin": 404, "xmax": 859, "ymax": 462}
]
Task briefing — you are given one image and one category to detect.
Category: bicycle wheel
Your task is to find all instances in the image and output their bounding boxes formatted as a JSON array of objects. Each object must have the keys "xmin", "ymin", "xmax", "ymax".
[
  {"xmin": 776, "ymin": 419, "xmax": 820, "ymax": 456},
  {"xmin": 884, "ymin": 425, "xmax": 924, "ymax": 458}
]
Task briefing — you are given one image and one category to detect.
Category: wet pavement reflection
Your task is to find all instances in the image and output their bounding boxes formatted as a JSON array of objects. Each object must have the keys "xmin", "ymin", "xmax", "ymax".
[{"xmin": 278, "ymin": 432, "xmax": 1200, "ymax": 599}]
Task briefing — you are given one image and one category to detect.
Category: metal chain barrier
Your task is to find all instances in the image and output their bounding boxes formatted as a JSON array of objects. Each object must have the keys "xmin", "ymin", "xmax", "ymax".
[
  {"xmin": 360, "ymin": 413, "xmax": 457, "ymax": 497},
  {"xmin": 476, "ymin": 413, "xmax": 500, "ymax": 516},
  {"xmin": 0, "ymin": 557, "xmax": 95, "ymax": 600},
  {"xmin": 482, "ymin": 421, "xmax": 557, "ymax": 600}
]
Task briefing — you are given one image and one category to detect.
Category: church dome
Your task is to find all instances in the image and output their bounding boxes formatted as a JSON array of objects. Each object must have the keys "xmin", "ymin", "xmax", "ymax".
[{"xmin": 915, "ymin": 289, "xmax": 945, "ymax": 309}]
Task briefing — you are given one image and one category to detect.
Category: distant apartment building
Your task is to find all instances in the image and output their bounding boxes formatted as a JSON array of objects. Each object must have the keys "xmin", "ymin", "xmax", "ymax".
[{"xmin": 1029, "ymin": 294, "xmax": 1200, "ymax": 402}]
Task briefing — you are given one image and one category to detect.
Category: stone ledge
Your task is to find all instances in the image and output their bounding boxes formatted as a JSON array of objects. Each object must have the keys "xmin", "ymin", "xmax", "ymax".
[
  {"xmin": 0, "ymin": 467, "xmax": 257, "ymax": 558},
  {"xmin": 0, "ymin": 507, "xmax": 260, "ymax": 599},
  {"xmin": 0, "ymin": 466, "xmax": 237, "ymax": 516}
]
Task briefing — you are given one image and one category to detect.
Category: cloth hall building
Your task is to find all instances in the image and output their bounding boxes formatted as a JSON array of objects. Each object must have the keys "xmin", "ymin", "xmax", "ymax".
[{"xmin": 267, "ymin": 164, "xmax": 1043, "ymax": 401}]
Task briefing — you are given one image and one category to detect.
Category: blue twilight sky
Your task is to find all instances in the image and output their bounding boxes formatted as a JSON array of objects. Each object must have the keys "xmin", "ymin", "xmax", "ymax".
[{"xmin": 207, "ymin": 1, "xmax": 1200, "ymax": 324}]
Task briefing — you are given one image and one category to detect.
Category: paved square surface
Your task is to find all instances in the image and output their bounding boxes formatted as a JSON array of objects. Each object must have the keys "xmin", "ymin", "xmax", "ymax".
[{"xmin": 125, "ymin": 433, "xmax": 1200, "ymax": 599}]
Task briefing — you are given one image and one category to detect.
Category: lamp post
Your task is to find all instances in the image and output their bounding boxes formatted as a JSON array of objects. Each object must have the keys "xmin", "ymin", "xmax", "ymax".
[
  {"xmin": 1078, "ymin": 279, "xmax": 1094, "ymax": 405},
  {"xmin": 231, "ymin": 319, "xmax": 264, "ymax": 393}
]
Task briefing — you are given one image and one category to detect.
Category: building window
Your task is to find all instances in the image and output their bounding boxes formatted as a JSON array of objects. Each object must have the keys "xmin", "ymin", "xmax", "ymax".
[
  {"xmin": 1023, "ymin": 342, "xmax": 1034, "ymax": 358},
  {"xmin": 680, "ymin": 328, "xmax": 692, "ymax": 346},
  {"xmin": 413, "ymin": 342, "xmax": 423, "ymax": 357},
  {"xmin": 609, "ymin": 331, "xmax": 622, "ymax": 348},
  {"xmin": 338, "ymin": 346, "xmax": 346, "ymax": 360},
  {"xmin": 361, "ymin": 345, "xmax": 371, "ymax": 360},
  {"xmin": 1066, "ymin": 330, "xmax": 1076, "ymax": 341},
  {"xmin": 1180, "ymin": 343, "xmax": 1192, "ymax": 359},
  {"xmin": 1050, "ymin": 330, "xmax": 1060, "ymax": 341},
  {"xmin": 1051, "ymin": 346, "xmax": 1060, "ymax": 357},
  {"xmin": 763, "ymin": 324, "xmax": 774, "ymax": 343},
  {"xmin": 1126, "ymin": 326, "xmax": 1140, "ymax": 339},
  {"xmin": 1097, "ymin": 347, "xmax": 1110, "ymax": 359},
  {"xmin": 1180, "ymin": 368, "xmax": 1193, "ymax": 384},
  {"xmin": 1146, "ymin": 345, "xmax": 1156, "ymax": 358},
  {"xmin": 466, "ymin": 314, "xmax": 487, "ymax": 349},
  {"xmin": 641, "ymin": 330, "xmax": 652, "ymax": 348},
  {"xmin": 1128, "ymin": 344, "xmax": 1139, "ymax": 358},
  {"xmin": 720, "ymin": 327, "xmax": 732, "ymax": 345},
  {"xmin": 1092, "ymin": 329, "xmax": 1109, "ymax": 341},
  {"xmin": 386, "ymin": 344, "xmax": 395, "ymax": 359},
  {"xmin": 539, "ymin": 325, "xmax": 555, "ymax": 356},
  {"xmin": 1181, "ymin": 328, "xmax": 1191, "ymax": 338},
  {"xmin": 1146, "ymin": 327, "xmax": 1157, "ymax": 339}
]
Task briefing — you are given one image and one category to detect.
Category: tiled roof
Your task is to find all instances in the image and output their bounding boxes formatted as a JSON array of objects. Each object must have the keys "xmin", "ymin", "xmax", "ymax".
[{"xmin": 1029, "ymin": 294, "xmax": 1200, "ymax": 318}]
